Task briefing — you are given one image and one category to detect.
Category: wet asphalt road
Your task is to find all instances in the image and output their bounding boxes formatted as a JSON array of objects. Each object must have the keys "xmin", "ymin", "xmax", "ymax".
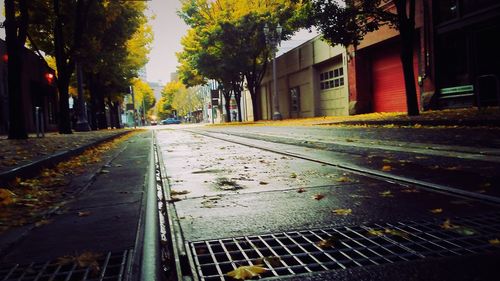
[{"xmin": 155, "ymin": 124, "xmax": 500, "ymax": 280}]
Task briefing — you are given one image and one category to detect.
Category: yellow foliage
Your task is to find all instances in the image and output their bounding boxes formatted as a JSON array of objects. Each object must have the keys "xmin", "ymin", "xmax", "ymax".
[
  {"xmin": 0, "ymin": 188, "xmax": 16, "ymax": 206},
  {"xmin": 332, "ymin": 208, "xmax": 352, "ymax": 215},
  {"xmin": 226, "ymin": 265, "xmax": 267, "ymax": 280}
]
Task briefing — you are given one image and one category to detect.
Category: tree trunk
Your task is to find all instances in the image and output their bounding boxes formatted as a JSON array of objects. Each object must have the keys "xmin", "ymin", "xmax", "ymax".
[
  {"xmin": 97, "ymin": 94, "xmax": 107, "ymax": 129},
  {"xmin": 396, "ymin": 0, "xmax": 419, "ymax": 116},
  {"xmin": 234, "ymin": 91, "xmax": 242, "ymax": 122},
  {"xmin": 222, "ymin": 90, "xmax": 231, "ymax": 123},
  {"xmin": 249, "ymin": 87, "xmax": 262, "ymax": 121},
  {"xmin": 5, "ymin": 0, "xmax": 28, "ymax": 139},
  {"xmin": 54, "ymin": 0, "xmax": 73, "ymax": 134}
]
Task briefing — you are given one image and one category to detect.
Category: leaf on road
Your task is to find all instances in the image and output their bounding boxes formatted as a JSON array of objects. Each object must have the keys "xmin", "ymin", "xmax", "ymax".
[
  {"xmin": 312, "ymin": 194, "xmax": 325, "ymax": 200},
  {"xmin": 226, "ymin": 265, "xmax": 267, "ymax": 280},
  {"xmin": 0, "ymin": 188, "xmax": 16, "ymax": 206},
  {"xmin": 290, "ymin": 173, "xmax": 297, "ymax": 179},
  {"xmin": 401, "ymin": 188, "xmax": 420, "ymax": 193},
  {"xmin": 57, "ymin": 251, "xmax": 102, "ymax": 274},
  {"xmin": 297, "ymin": 188, "xmax": 307, "ymax": 193},
  {"xmin": 332, "ymin": 208, "xmax": 352, "ymax": 216},
  {"xmin": 489, "ymin": 238, "xmax": 500, "ymax": 246},
  {"xmin": 317, "ymin": 237, "xmax": 338, "ymax": 249},
  {"xmin": 367, "ymin": 229, "xmax": 384, "ymax": 236},
  {"xmin": 35, "ymin": 219, "xmax": 52, "ymax": 227},
  {"xmin": 440, "ymin": 219, "xmax": 476, "ymax": 236},
  {"xmin": 384, "ymin": 229, "xmax": 409, "ymax": 239},
  {"xmin": 430, "ymin": 208, "xmax": 443, "ymax": 214},
  {"xmin": 171, "ymin": 190, "xmax": 190, "ymax": 196},
  {"xmin": 336, "ymin": 176, "xmax": 351, "ymax": 183},
  {"xmin": 379, "ymin": 191, "xmax": 394, "ymax": 198},
  {"xmin": 78, "ymin": 211, "xmax": 91, "ymax": 217},
  {"xmin": 382, "ymin": 165, "xmax": 392, "ymax": 171},
  {"xmin": 259, "ymin": 181, "xmax": 269, "ymax": 185}
]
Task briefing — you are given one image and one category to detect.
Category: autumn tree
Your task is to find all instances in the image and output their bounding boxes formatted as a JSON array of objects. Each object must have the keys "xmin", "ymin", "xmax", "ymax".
[
  {"xmin": 132, "ymin": 78, "xmax": 156, "ymax": 122},
  {"xmin": 177, "ymin": 0, "xmax": 309, "ymax": 121},
  {"xmin": 79, "ymin": 1, "xmax": 152, "ymax": 129},
  {"xmin": 310, "ymin": 0, "xmax": 419, "ymax": 116},
  {"xmin": 4, "ymin": 0, "xmax": 29, "ymax": 139}
]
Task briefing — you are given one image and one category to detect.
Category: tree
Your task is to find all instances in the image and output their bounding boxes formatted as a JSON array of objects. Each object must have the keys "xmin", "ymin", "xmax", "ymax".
[
  {"xmin": 4, "ymin": 0, "xmax": 29, "ymax": 139},
  {"xmin": 132, "ymin": 78, "xmax": 156, "ymax": 122},
  {"xmin": 311, "ymin": 0, "xmax": 419, "ymax": 116},
  {"xmin": 177, "ymin": 0, "xmax": 309, "ymax": 121}
]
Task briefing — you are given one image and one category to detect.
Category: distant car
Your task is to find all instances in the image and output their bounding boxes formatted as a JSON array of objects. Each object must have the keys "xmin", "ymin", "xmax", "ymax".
[
  {"xmin": 161, "ymin": 118, "xmax": 181, "ymax": 125},
  {"xmin": 150, "ymin": 120, "xmax": 158, "ymax": 126}
]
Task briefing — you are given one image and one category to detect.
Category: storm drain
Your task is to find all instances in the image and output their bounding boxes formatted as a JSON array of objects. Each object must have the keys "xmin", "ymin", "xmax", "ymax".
[
  {"xmin": 0, "ymin": 249, "xmax": 132, "ymax": 281},
  {"xmin": 189, "ymin": 213, "xmax": 500, "ymax": 280}
]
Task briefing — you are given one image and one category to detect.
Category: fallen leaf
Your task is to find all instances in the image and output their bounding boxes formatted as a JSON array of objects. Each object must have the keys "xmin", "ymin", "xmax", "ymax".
[
  {"xmin": 441, "ymin": 219, "xmax": 454, "ymax": 230},
  {"xmin": 367, "ymin": 229, "xmax": 384, "ymax": 236},
  {"xmin": 489, "ymin": 238, "xmax": 500, "ymax": 246},
  {"xmin": 35, "ymin": 219, "xmax": 52, "ymax": 227},
  {"xmin": 259, "ymin": 181, "xmax": 269, "ymax": 185},
  {"xmin": 379, "ymin": 191, "xmax": 393, "ymax": 198},
  {"xmin": 401, "ymin": 188, "xmax": 420, "ymax": 193},
  {"xmin": 317, "ymin": 237, "xmax": 337, "ymax": 249},
  {"xmin": 78, "ymin": 211, "xmax": 91, "ymax": 217},
  {"xmin": 297, "ymin": 188, "xmax": 306, "ymax": 193},
  {"xmin": 332, "ymin": 208, "xmax": 352, "ymax": 215},
  {"xmin": 226, "ymin": 265, "xmax": 267, "ymax": 280},
  {"xmin": 430, "ymin": 208, "xmax": 443, "ymax": 214},
  {"xmin": 312, "ymin": 194, "xmax": 325, "ymax": 200},
  {"xmin": 171, "ymin": 190, "xmax": 190, "ymax": 196},
  {"xmin": 57, "ymin": 251, "xmax": 102, "ymax": 275},
  {"xmin": 0, "ymin": 188, "xmax": 16, "ymax": 206},
  {"xmin": 336, "ymin": 176, "xmax": 351, "ymax": 183},
  {"xmin": 382, "ymin": 165, "xmax": 392, "ymax": 171},
  {"xmin": 384, "ymin": 229, "xmax": 409, "ymax": 239},
  {"xmin": 290, "ymin": 173, "xmax": 297, "ymax": 178}
]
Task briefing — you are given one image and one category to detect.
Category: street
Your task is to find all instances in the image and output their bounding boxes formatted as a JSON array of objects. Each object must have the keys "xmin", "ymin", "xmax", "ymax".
[{"xmin": 154, "ymin": 124, "xmax": 500, "ymax": 280}]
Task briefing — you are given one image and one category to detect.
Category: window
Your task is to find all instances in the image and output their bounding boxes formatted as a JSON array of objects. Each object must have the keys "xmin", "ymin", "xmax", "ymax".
[{"xmin": 319, "ymin": 67, "xmax": 344, "ymax": 90}]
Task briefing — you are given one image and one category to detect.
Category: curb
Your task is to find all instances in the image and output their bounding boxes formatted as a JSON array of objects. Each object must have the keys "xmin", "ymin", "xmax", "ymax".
[
  {"xmin": 0, "ymin": 131, "xmax": 130, "ymax": 186},
  {"xmin": 317, "ymin": 119, "xmax": 500, "ymax": 127}
]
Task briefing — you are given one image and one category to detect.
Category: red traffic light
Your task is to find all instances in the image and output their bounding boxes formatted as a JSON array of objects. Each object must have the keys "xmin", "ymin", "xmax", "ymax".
[{"xmin": 45, "ymin": 72, "xmax": 55, "ymax": 85}]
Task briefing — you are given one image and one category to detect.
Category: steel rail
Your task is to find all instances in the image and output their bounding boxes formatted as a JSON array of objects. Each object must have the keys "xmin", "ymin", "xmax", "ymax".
[{"xmin": 184, "ymin": 129, "xmax": 500, "ymax": 205}]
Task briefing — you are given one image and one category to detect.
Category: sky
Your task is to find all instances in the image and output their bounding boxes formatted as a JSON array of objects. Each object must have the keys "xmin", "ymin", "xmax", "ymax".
[{"xmin": 146, "ymin": 0, "xmax": 319, "ymax": 84}]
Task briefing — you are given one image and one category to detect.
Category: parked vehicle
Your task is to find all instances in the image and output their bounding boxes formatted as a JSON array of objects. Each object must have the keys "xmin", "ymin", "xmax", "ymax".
[{"xmin": 161, "ymin": 118, "xmax": 181, "ymax": 125}]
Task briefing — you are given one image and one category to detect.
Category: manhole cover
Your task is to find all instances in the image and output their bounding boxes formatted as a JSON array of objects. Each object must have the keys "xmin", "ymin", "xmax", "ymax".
[
  {"xmin": 0, "ymin": 249, "xmax": 132, "ymax": 281},
  {"xmin": 189, "ymin": 213, "xmax": 500, "ymax": 280}
]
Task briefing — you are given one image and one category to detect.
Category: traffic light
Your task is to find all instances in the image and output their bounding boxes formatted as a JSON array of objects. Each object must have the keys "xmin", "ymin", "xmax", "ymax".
[{"xmin": 44, "ymin": 72, "xmax": 55, "ymax": 85}]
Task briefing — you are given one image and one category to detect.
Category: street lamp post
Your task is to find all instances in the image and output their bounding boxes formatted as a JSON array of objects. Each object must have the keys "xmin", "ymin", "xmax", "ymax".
[{"xmin": 264, "ymin": 23, "xmax": 283, "ymax": 120}]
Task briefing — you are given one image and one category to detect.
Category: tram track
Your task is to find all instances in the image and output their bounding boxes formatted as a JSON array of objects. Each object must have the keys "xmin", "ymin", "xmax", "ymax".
[{"xmin": 183, "ymin": 129, "xmax": 500, "ymax": 205}]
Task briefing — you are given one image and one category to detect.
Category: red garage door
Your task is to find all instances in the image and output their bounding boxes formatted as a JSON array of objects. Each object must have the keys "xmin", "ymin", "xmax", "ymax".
[{"xmin": 372, "ymin": 42, "xmax": 419, "ymax": 112}]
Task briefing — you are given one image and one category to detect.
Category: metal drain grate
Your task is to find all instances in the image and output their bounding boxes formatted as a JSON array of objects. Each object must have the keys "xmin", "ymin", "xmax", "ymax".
[
  {"xmin": 189, "ymin": 213, "xmax": 500, "ymax": 280},
  {"xmin": 0, "ymin": 249, "xmax": 132, "ymax": 281}
]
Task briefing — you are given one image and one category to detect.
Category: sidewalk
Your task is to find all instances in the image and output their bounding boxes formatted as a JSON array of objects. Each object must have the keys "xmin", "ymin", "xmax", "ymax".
[{"xmin": 0, "ymin": 130, "xmax": 153, "ymax": 280}]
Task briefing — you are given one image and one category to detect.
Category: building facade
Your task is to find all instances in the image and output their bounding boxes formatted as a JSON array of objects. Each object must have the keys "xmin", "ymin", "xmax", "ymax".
[
  {"xmin": 0, "ymin": 39, "xmax": 58, "ymax": 135},
  {"xmin": 260, "ymin": 36, "xmax": 349, "ymax": 119},
  {"xmin": 258, "ymin": 1, "xmax": 499, "ymax": 119}
]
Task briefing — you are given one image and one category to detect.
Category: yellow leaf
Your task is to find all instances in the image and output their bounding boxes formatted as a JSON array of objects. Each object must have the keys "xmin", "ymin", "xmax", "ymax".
[
  {"xmin": 401, "ymin": 188, "xmax": 419, "ymax": 193},
  {"xmin": 430, "ymin": 208, "xmax": 443, "ymax": 214},
  {"xmin": 316, "ymin": 237, "xmax": 337, "ymax": 249},
  {"xmin": 226, "ymin": 265, "xmax": 267, "ymax": 280},
  {"xmin": 489, "ymin": 238, "xmax": 500, "ymax": 246},
  {"xmin": 0, "ymin": 188, "xmax": 16, "ymax": 206},
  {"xmin": 336, "ymin": 176, "xmax": 351, "ymax": 183},
  {"xmin": 382, "ymin": 165, "xmax": 392, "ymax": 171},
  {"xmin": 441, "ymin": 219, "xmax": 454, "ymax": 230},
  {"xmin": 379, "ymin": 191, "xmax": 393, "ymax": 197},
  {"xmin": 367, "ymin": 229, "xmax": 384, "ymax": 236},
  {"xmin": 332, "ymin": 208, "xmax": 352, "ymax": 215},
  {"xmin": 384, "ymin": 229, "xmax": 409, "ymax": 239},
  {"xmin": 290, "ymin": 173, "xmax": 297, "ymax": 178},
  {"xmin": 254, "ymin": 256, "xmax": 281, "ymax": 267}
]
